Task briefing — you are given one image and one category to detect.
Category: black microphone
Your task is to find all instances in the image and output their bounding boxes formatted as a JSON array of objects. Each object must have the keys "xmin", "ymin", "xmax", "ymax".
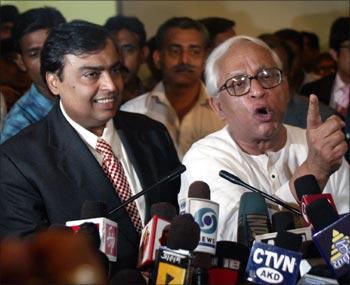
[
  {"xmin": 108, "ymin": 165, "xmax": 186, "ymax": 216},
  {"xmin": 219, "ymin": 170, "xmax": 302, "ymax": 216},
  {"xmin": 151, "ymin": 214, "xmax": 200, "ymax": 285},
  {"xmin": 272, "ymin": 211, "xmax": 295, "ymax": 232}
]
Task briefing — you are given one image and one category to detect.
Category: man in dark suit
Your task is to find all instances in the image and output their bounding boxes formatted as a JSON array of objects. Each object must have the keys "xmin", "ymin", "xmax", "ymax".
[
  {"xmin": 0, "ymin": 21, "xmax": 181, "ymax": 270},
  {"xmin": 301, "ymin": 17, "xmax": 350, "ymax": 118}
]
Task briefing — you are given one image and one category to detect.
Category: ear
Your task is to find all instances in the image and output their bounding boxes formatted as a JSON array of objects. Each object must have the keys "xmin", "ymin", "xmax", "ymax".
[
  {"xmin": 329, "ymin": 49, "xmax": 338, "ymax": 62},
  {"xmin": 153, "ymin": 50, "xmax": 161, "ymax": 69},
  {"xmin": 14, "ymin": 54, "xmax": 27, "ymax": 72},
  {"xmin": 45, "ymin": 73, "xmax": 60, "ymax": 97},
  {"xmin": 210, "ymin": 96, "xmax": 226, "ymax": 120}
]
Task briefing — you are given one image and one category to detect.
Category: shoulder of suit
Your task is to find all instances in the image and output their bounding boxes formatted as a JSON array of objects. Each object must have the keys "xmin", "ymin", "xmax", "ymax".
[{"xmin": 116, "ymin": 110, "xmax": 167, "ymax": 131}]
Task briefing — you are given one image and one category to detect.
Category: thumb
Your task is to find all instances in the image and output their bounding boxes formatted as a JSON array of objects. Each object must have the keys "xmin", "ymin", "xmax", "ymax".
[{"xmin": 307, "ymin": 94, "xmax": 322, "ymax": 129}]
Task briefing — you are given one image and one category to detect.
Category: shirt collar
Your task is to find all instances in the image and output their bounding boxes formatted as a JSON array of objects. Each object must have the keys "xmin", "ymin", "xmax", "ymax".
[
  {"xmin": 59, "ymin": 101, "xmax": 115, "ymax": 149},
  {"xmin": 150, "ymin": 81, "xmax": 210, "ymax": 106},
  {"xmin": 334, "ymin": 73, "xmax": 349, "ymax": 93}
]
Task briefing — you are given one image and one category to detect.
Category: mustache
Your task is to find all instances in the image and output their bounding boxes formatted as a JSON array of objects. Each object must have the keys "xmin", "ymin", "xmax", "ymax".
[{"xmin": 172, "ymin": 64, "xmax": 195, "ymax": 73}]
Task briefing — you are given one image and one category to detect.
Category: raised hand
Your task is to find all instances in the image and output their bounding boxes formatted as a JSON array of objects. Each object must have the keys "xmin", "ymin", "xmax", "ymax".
[{"xmin": 305, "ymin": 94, "xmax": 347, "ymax": 186}]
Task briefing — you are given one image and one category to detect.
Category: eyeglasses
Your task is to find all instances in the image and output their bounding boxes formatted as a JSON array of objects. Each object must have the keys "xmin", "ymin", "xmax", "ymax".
[{"xmin": 218, "ymin": 67, "xmax": 283, "ymax": 97}]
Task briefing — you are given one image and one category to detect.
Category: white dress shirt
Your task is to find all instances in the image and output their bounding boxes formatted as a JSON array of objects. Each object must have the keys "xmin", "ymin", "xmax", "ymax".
[
  {"xmin": 60, "ymin": 102, "xmax": 145, "ymax": 225},
  {"xmin": 121, "ymin": 81, "xmax": 225, "ymax": 159},
  {"xmin": 178, "ymin": 124, "xmax": 350, "ymax": 242}
]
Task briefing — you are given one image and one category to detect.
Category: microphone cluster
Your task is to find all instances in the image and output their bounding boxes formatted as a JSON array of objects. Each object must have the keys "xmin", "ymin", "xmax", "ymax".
[{"xmin": 72, "ymin": 172, "xmax": 349, "ymax": 285}]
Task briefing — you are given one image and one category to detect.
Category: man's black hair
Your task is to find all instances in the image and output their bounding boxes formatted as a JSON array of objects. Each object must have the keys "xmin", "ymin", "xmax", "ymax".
[
  {"xmin": 329, "ymin": 17, "xmax": 350, "ymax": 53},
  {"xmin": 0, "ymin": 5, "xmax": 19, "ymax": 23},
  {"xmin": 301, "ymin": 31, "xmax": 320, "ymax": 51},
  {"xmin": 104, "ymin": 15, "xmax": 147, "ymax": 47},
  {"xmin": 155, "ymin": 16, "xmax": 209, "ymax": 50},
  {"xmin": 274, "ymin": 28, "xmax": 304, "ymax": 52},
  {"xmin": 199, "ymin": 17, "xmax": 235, "ymax": 46},
  {"xmin": 12, "ymin": 6, "xmax": 66, "ymax": 53},
  {"xmin": 40, "ymin": 20, "xmax": 116, "ymax": 82}
]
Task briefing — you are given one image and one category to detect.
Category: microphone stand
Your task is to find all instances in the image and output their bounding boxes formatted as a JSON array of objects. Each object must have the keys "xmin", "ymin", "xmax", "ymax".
[{"xmin": 219, "ymin": 170, "xmax": 302, "ymax": 216}]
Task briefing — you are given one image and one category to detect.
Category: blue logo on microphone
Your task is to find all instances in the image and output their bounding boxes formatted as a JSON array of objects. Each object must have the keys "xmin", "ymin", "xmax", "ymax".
[{"xmin": 194, "ymin": 208, "xmax": 217, "ymax": 234}]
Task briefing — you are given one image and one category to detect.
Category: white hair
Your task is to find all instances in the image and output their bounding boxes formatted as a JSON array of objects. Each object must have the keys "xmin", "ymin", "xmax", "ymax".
[{"xmin": 205, "ymin": 35, "xmax": 283, "ymax": 97}]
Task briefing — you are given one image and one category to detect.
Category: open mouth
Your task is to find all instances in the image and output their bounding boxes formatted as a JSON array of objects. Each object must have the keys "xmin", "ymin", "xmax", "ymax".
[{"xmin": 254, "ymin": 106, "xmax": 273, "ymax": 121}]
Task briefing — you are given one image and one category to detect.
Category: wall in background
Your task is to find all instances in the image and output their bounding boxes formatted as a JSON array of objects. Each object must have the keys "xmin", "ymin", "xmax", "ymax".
[
  {"xmin": 2, "ymin": 1, "xmax": 117, "ymax": 25},
  {"xmin": 122, "ymin": 0, "xmax": 349, "ymax": 50}
]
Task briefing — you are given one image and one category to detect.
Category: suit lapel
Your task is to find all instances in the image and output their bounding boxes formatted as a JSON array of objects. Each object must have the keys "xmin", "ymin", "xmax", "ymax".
[{"xmin": 46, "ymin": 104, "xmax": 140, "ymax": 246}]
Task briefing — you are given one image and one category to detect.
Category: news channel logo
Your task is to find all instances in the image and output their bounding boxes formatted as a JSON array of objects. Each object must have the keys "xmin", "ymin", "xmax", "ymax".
[{"xmin": 194, "ymin": 208, "xmax": 218, "ymax": 234}]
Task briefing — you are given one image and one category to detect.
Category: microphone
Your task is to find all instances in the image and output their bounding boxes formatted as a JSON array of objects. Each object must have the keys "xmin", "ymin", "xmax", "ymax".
[
  {"xmin": 246, "ymin": 231, "xmax": 303, "ymax": 285},
  {"xmin": 137, "ymin": 202, "xmax": 177, "ymax": 269},
  {"xmin": 108, "ymin": 165, "xmax": 185, "ymax": 216},
  {"xmin": 182, "ymin": 181, "xmax": 219, "ymax": 255},
  {"xmin": 208, "ymin": 241, "xmax": 250, "ymax": 285},
  {"xmin": 66, "ymin": 201, "xmax": 118, "ymax": 262},
  {"xmin": 305, "ymin": 198, "xmax": 350, "ymax": 279},
  {"xmin": 192, "ymin": 252, "xmax": 212, "ymax": 285},
  {"xmin": 295, "ymin": 175, "xmax": 338, "ymax": 226},
  {"xmin": 272, "ymin": 211, "xmax": 295, "ymax": 233},
  {"xmin": 151, "ymin": 214, "xmax": 200, "ymax": 285},
  {"xmin": 219, "ymin": 170, "xmax": 302, "ymax": 216},
  {"xmin": 237, "ymin": 192, "xmax": 271, "ymax": 248}
]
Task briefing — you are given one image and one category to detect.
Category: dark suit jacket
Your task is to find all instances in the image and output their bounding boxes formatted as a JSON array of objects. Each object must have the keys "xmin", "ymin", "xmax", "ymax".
[
  {"xmin": 300, "ymin": 73, "xmax": 336, "ymax": 105},
  {"xmin": 0, "ymin": 103, "xmax": 181, "ymax": 270}
]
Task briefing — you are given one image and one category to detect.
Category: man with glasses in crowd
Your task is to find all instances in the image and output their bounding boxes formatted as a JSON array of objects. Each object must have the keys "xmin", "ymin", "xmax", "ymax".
[{"xmin": 178, "ymin": 36, "xmax": 349, "ymax": 241}]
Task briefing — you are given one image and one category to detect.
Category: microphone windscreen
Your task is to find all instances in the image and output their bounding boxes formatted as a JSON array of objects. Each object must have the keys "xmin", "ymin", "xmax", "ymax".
[
  {"xmin": 81, "ymin": 201, "xmax": 107, "ymax": 219},
  {"xmin": 150, "ymin": 202, "xmax": 177, "ymax": 221},
  {"xmin": 188, "ymin": 181, "xmax": 210, "ymax": 200},
  {"xmin": 275, "ymin": 231, "xmax": 302, "ymax": 252},
  {"xmin": 237, "ymin": 192, "xmax": 271, "ymax": 247},
  {"xmin": 294, "ymin": 175, "xmax": 321, "ymax": 200},
  {"xmin": 167, "ymin": 214, "xmax": 200, "ymax": 251},
  {"xmin": 272, "ymin": 211, "xmax": 295, "ymax": 232},
  {"xmin": 305, "ymin": 198, "xmax": 339, "ymax": 232},
  {"xmin": 108, "ymin": 268, "xmax": 146, "ymax": 285}
]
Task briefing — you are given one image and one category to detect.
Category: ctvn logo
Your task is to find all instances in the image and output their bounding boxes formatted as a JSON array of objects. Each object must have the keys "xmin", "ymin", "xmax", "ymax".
[
  {"xmin": 256, "ymin": 267, "xmax": 283, "ymax": 284},
  {"xmin": 194, "ymin": 208, "xmax": 217, "ymax": 234}
]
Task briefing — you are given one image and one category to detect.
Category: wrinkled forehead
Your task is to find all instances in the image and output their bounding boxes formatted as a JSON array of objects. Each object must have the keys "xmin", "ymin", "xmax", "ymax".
[{"xmin": 217, "ymin": 41, "xmax": 281, "ymax": 75}]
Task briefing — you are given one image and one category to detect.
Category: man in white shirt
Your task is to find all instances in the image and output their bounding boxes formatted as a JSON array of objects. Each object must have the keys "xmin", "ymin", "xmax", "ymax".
[
  {"xmin": 179, "ymin": 36, "xmax": 349, "ymax": 241},
  {"xmin": 121, "ymin": 17, "xmax": 224, "ymax": 158}
]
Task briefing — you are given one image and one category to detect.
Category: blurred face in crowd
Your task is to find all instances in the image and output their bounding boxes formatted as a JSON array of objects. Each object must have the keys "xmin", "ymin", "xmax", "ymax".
[
  {"xmin": 211, "ymin": 41, "xmax": 289, "ymax": 153},
  {"xmin": 46, "ymin": 39, "xmax": 124, "ymax": 136},
  {"xmin": 15, "ymin": 28, "xmax": 49, "ymax": 92},
  {"xmin": 213, "ymin": 28, "xmax": 236, "ymax": 49},
  {"xmin": 113, "ymin": 28, "xmax": 146, "ymax": 84},
  {"xmin": 154, "ymin": 27, "xmax": 206, "ymax": 87},
  {"xmin": 332, "ymin": 40, "xmax": 350, "ymax": 83}
]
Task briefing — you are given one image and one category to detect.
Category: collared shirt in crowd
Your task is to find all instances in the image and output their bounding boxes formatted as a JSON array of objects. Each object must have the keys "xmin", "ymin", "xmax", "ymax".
[{"xmin": 121, "ymin": 81, "xmax": 225, "ymax": 159}]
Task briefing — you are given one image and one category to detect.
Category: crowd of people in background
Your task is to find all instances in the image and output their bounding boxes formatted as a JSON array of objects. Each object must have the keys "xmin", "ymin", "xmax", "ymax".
[{"xmin": 0, "ymin": 4, "xmax": 349, "ymax": 284}]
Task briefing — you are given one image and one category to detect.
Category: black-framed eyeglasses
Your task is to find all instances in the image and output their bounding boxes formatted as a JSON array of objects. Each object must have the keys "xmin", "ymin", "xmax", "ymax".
[{"xmin": 218, "ymin": 67, "xmax": 283, "ymax": 97}]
